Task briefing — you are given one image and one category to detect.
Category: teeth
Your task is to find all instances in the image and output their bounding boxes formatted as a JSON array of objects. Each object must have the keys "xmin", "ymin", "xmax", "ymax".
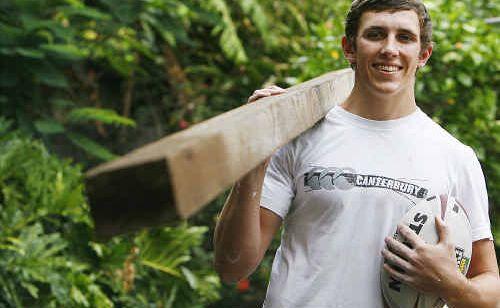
[{"xmin": 375, "ymin": 65, "xmax": 400, "ymax": 72}]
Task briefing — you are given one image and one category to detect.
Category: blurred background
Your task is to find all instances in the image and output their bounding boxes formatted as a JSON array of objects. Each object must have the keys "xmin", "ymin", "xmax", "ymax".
[{"xmin": 0, "ymin": 0, "xmax": 498, "ymax": 306}]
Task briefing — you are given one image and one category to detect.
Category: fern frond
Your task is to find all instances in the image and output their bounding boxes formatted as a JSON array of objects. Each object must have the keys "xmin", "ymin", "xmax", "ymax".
[
  {"xmin": 67, "ymin": 108, "xmax": 136, "ymax": 127},
  {"xmin": 284, "ymin": 2, "xmax": 308, "ymax": 33},
  {"xmin": 66, "ymin": 132, "xmax": 117, "ymax": 161},
  {"xmin": 140, "ymin": 259, "xmax": 182, "ymax": 277},
  {"xmin": 238, "ymin": 0, "xmax": 275, "ymax": 47},
  {"xmin": 136, "ymin": 225, "xmax": 209, "ymax": 288},
  {"xmin": 204, "ymin": 0, "xmax": 248, "ymax": 63},
  {"xmin": 34, "ymin": 119, "xmax": 65, "ymax": 135}
]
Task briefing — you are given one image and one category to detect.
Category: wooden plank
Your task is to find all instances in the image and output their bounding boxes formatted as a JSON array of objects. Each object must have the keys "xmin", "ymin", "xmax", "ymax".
[{"xmin": 86, "ymin": 68, "xmax": 354, "ymax": 238}]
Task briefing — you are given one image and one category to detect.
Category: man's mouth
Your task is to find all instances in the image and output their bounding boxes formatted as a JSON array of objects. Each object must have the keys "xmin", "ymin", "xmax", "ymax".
[{"xmin": 372, "ymin": 64, "xmax": 402, "ymax": 73}]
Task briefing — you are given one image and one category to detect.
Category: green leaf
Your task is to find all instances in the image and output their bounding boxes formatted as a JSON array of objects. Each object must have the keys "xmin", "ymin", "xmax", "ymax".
[
  {"xmin": 66, "ymin": 132, "xmax": 116, "ymax": 161},
  {"xmin": 31, "ymin": 63, "xmax": 69, "ymax": 88},
  {"xmin": 57, "ymin": 6, "xmax": 111, "ymax": 20},
  {"xmin": 0, "ymin": 22, "xmax": 23, "ymax": 45},
  {"xmin": 15, "ymin": 48, "xmax": 45, "ymax": 59},
  {"xmin": 141, "ymin": 259, "xmax": 182, "ymax": 278},
  {"xmin": 141, "ymin": 12, "xmax": 176, "ymax": 46},
  {"xmin": 68, "ymin": 108, "xmax": 136, "ymax": 127},
  {"xmin": 40, "ymin": 44, "xmax": 88, "ymax": 61},
  {"xmin": 238, "ymin": 0, "xmax": 275, "ymax": 47},
  {"xmin": 39, "ymin": 74, "xmax": 68, "ymax": 88},
  {"xmin": 21, "ymin": 16, "xmax": 59, "ymax": 32},
  {"xmin": 442, "ymin": 51, "xmax": 462, "ymax": 63},
  {"xmin": 89, "ymin": 242, "xmax": 104, "ymax": 257},
  {"xmin": 470, "ymin": 52, "xmax": 483, "ymax": 65},
  {"xmin": 165, "ymin": 285, "xmax": 178, "ymax": 308},
  {"xmin": 20, "ymin": 282, "xmax": 39, "ymax": 299},
  {"xmin": 205, "ymin": 0, "xmax": 248, "ymax": 63},
  {"xmin": 70, "ymin": 286, "xmax": 89, "ymax": 306},
  {"xmin": 34, "ymin": 119, "xmax": 65, "ymax": 134},
  {"xmin": 51, "ymin": 98, "xmax": 75, "ymax": 108},
  {"xmin": 457, "ymin": 73, "xmax": 472, "ymax": 87},
  {"xmin": 181, "ymin": 266, "xmax": 198, "ymax": 289}
]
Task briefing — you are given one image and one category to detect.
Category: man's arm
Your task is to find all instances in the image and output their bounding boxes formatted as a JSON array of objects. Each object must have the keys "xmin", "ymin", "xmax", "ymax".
[
  {"xmin": 445, "ymin": 239, "xmax": 500, "ymax": 308},
  {"xmin": 213, "ymin": 162, "xmax": 282, "ymax": 283},
  {"xmin": 213, "ymin": 86, "xmax": 286, "ymax": 284},
  {"xmin": 383, "ymin": 217, "xmax": 500, "ymax": 307}
]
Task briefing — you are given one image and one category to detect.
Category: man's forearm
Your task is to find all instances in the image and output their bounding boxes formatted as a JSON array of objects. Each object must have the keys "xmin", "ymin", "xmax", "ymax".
[
  {"xmin": 445, "ymin": 272, "xmax": 500, "ymax": 308},
  {"xmin": 213, "ymin": 161, "xmax": 268, "ymax": 282}
]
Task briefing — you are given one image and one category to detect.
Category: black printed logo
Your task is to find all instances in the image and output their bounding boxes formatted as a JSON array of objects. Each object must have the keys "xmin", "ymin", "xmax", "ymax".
[{"xmin": 304, "ymin": 166, "xmax": 428, "ymax": 199}]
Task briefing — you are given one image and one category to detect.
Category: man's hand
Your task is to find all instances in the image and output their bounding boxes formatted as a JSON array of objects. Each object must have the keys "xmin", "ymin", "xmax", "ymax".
[
  {"xmin": 382, "ymin": 216, "xmax": 466, "ymax": 298},
  {"xmin": 247, "ymin": 85, "xmax": 286, "ymax": 103}
]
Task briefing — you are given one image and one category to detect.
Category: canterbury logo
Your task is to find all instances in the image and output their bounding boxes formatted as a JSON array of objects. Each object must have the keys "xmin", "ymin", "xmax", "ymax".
[{"xmin": 304, "ymin": 166, "xmax": 428, "ymax": 199}]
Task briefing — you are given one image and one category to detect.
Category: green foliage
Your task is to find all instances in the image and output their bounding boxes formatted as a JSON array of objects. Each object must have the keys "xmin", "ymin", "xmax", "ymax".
[
  {"xmin": 204, "ymin": 0, "xmax": 248, "ymax": 64},
  {"xmin": 66, "ymin": 132, "xmax": 117, "ymax": 161},
  {"xmin": 67, "ymin": 108, "xmax": 136, "ymax": 127},
  {"xmin": 0, "ymin": 127, "xmax": 220, "ymax": 306},
  {"xmin": 238, "ymin": 0, "xmax": 275, "ymax": 48},
  {"xmin": 136, "ymin": 225, "xmax": 220, "ymax": 306},
  {"xmin": 0, "ymin": 0, "xmax": 280, "ymax": 161},
  {"xmin": 0, "ymin": 128, "xmax": 105, "ymax": 307}
]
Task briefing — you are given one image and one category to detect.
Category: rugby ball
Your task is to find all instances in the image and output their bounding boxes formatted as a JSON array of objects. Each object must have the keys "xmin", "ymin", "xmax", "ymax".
[{"xmin": 381, "ymin": 195, "xmax": 472, "ymax": 308}]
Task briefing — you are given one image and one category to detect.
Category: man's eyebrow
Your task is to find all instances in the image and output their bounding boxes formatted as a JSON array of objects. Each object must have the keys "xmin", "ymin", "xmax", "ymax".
[
  {"xmin": 398, "ymin": 28, "xmax": 418, "ymax": 37},
  {"xmin": 362, "ymin": 26, "xmax": 385, "ymax": 32},
  {"xmin": 362, "ymin": 26, "xmax": 418, "ymax": 37}
]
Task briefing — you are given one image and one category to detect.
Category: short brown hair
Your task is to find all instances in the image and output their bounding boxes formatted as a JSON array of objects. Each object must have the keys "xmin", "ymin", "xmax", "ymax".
[{"xmin": 345, "ymin": 0, "xmax": 433, "ymax": 51}]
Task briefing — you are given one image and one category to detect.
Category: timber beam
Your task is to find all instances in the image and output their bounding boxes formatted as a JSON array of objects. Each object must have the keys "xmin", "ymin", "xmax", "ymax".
[{"xmin": 86, "ymin": 68, "xmax": 354, "ymax": 238}]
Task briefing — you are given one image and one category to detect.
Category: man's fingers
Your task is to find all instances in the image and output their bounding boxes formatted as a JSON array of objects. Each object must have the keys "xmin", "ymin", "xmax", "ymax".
[
  {"xmin": 435, "ymin": 216, "xmax": 450, "ymax": 244},
  {"xmin": 397, "ymin": 224, "xmax": 423, "ymax": 248},
  {"xmin": 385, "ymin": 236, "xmax": 414, "ymax": 261},
  {"xmin": 258, "ymin": 88, "xmax": 286, "ymax": 96},
  {"xmin": 383, "ymin": 263, "xmax": 412, "ymax": 286},
  {"xmin": 247, "ymin": 86, "xmax": 287, "ymax": 103},
  {"xmin": 382, "ymin": 248, "xmax": 412, "ymax": 273}
]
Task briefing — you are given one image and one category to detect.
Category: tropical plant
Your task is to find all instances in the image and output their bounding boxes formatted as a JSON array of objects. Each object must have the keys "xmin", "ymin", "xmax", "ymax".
[{"xmin": 0, "ymin": 121, "xmax": 220, "ymax": 306}]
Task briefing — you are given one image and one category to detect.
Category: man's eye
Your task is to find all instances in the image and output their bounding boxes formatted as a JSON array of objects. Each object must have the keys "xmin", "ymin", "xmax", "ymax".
[
  {"xmin": 398, "ymin": 34, "xmax": 414, "ymax": 42},
  {"xmin": 366, "ymin": 32, "xmax": 384, "ymax": 39}
]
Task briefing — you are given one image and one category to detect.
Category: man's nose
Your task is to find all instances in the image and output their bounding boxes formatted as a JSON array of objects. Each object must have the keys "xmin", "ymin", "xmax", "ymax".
[{"xmin": 380, "ymin": 37, "xmax": 399, "ymax": 57}]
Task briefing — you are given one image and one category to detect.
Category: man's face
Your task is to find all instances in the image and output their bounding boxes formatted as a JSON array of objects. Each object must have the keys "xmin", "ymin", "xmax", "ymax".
[{"xmin": 343, "ymin": 10, "xmax": 432, "ymax": 96}]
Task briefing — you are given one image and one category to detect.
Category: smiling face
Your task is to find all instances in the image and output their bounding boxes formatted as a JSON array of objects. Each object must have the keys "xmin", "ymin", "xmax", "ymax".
[{"xmin": 343, "ymin": 10, "xmax": 432, "ymax": 97}]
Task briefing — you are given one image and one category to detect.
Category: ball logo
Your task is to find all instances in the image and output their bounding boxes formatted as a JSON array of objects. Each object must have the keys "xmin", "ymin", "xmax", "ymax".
[
  {"xmin": 409, "ymin": 213, "xmax": 428, "ymax": 235},
  {"xmin": 455, "ymin": 247, "xmax": 470, "ymax": 275},
  {"xmin": 388, "ymin": 276, "xmax": 402, "ymax": 292}
]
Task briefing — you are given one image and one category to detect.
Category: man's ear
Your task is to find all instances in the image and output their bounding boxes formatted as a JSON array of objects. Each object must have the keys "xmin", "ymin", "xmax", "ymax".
[
  {"xmin": 418, "ymin": 44, "xmax": 433, "ymax": 68},
  {"xmin": 342, "ymin": 36, "xmax": 356, "ymax": 65}
]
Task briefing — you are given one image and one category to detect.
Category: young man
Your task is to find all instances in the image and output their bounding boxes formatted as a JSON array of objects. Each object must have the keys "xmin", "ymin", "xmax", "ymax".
[{"xmin": 214, "ymin": 1, "xmax": 500, "ymax": 307}]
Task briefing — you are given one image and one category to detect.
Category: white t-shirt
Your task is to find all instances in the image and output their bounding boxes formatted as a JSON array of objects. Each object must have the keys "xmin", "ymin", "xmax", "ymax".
[{"xmin": 260, "ymin": 106, "xmax": 492, "ymax": 308}]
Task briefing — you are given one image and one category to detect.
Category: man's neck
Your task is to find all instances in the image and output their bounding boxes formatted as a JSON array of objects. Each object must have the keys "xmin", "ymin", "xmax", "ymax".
[{"xmin": 341, "ymin": 83, "xmax": 417, "ymax": 121}]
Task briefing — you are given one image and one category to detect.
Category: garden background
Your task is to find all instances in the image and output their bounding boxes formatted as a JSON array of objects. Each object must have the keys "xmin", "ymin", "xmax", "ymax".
[{"xmin": 0, "ymin": 0, "xmax": 498, "ymax": 307}]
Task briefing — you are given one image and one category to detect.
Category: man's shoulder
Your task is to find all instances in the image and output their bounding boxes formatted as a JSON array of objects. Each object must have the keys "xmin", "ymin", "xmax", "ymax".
[
  {"xmin": 417, "ymin": 111, "xmax": 473, "ymax": 157},
  {"xmin": 285, "ymin": 116, "xmax": 330, "ymax": 151}
]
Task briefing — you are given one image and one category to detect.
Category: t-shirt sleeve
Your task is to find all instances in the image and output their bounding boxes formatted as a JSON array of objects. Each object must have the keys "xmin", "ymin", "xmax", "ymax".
[
  {"xmin": 260, "ymin": 144, "xmax": 296, "ymax": 220},
  {"xmin": 455, "ymin": 146, "xmax": 492, "ymax": 241}
]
